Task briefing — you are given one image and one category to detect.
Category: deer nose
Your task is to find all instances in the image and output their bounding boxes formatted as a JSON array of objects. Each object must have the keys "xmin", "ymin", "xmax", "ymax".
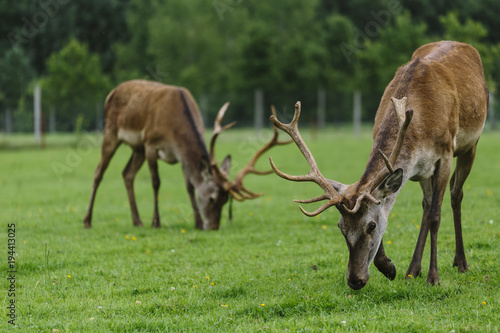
[{"xmin": 347, "ymin": 278, "xmax": 366, "ymax": 290}]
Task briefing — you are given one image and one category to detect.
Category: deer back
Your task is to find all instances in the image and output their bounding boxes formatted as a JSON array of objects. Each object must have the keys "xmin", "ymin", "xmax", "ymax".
[
  {"xmin": 364, "ymin": 41, "xmax": 488, "ymax": 188},
  {"xmin": 105, "ymin": 80, "xmax": 209, "ymax": 168}
]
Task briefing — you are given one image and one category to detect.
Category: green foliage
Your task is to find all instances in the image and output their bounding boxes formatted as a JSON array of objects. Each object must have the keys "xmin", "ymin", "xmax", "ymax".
[
  {"xmin": 439, "ymin": 11, "xmax": 500, "ymax": 93},
  {"xmin": 145, "ymin": 0, "xmax": 226, "ymax": 95},
  {"xmin": 440, "ymin": 11, "xmax": 488, "ymax": 42},
  {"xmin": 2, "ymin": 1, "xmax": 500, "ymax": 130},
  {"xmin": 322, "ymin": 14, "xmax": 356, "ymax": 90},
  {"xmin": 41, "ymin": 38, "xmax": 110, "ymax": 131},
  {"xmin": 0, "ymin": 47, "xmax": 34, "ymax": 108},
  {"xmin": 356, "ymin": 11, "xmax": 428, "ymax": 91},
  {"xmin": 1, "ymin": 128, "xmax": 499, "ymax": 331}
]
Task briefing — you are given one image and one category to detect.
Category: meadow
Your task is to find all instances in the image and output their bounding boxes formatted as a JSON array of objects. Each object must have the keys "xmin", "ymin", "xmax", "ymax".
[{"xmin": 1, "ymin": 127, "xmax": 499, "ymax": 332}]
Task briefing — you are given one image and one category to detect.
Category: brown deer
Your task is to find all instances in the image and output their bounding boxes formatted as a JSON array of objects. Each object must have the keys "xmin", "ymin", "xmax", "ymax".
[
  {"xmin": 270, "ymin": 41, "xmax": 488, "ymax": 289},
  {"xmin": 83, "ymin": 80, "xmax": 289, "ymax": 230}
]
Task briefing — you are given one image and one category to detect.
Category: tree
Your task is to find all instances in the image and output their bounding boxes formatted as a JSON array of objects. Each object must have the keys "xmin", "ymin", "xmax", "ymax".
[
  {"xmin": 42, "ymin": 38, "xmax": 110, "ymax": 131},
  {"xmin": 113, "ymin": 0, "xmax": 156, "ymax": 82},
  {"xmin": 439, "ymin": 11, "xmax": 500, "ymax": 93},
  {"xmin": 0, "ymin": 47, "xmax": 34, "ymax": 109},
  {"xmin": 351, "ymin": 11, "xmax": 428, "ymax": 120},
  {"xmin": 0, "ymin": 47, "xmax": 34, "ymax": 132}
]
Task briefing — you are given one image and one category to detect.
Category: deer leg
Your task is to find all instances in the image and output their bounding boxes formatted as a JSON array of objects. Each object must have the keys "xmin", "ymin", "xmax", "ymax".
[
  {"xmin": 83, "ymin": 134, "xmax": 121, "ymax": 228},
  {"xmin": 426, "ymin": 158, "xmax": 452, "ymax": 286},
  {"xmin": 374, "ymin": 239, "xmax": 396, "ymax": 280},
  {"xmin": 186, "ymin": 182, "xmax": 203, "ymax": 230},
  {"xmin": 449, "ymin": 144, "xmax": 476, "ymax": 272},
  {"xmin": 146, "ymin": 148, "xmax": 161, "ymax": 228},
  {"xmin": 122, "ymin": 148, "xmax": 146, "ymax": 227},
  {"xmin": 406, "ymin": 178, "xmax": 433, "ymax": 279}
]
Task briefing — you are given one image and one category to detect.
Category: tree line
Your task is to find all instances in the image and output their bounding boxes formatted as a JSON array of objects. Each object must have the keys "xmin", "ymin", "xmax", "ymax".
[{"xmin": 1, "ymin": 0, "xmax": 499, "ymax": 132}]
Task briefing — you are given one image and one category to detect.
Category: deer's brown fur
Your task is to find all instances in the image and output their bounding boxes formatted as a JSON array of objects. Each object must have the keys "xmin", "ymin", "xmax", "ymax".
[
  {"xmin": 84, "ymin": 80, "xmax": 288, "ymax": 230},
  {"xmin": 271, "ymin": 41, "xmax": 488, "ymax": 289}
]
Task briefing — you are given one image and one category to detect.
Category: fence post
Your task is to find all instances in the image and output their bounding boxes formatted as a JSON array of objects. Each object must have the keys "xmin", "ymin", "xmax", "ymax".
[
  {"xmin": 49, "ymin": 106, "xmax": 56, "ymax": 133},
  {"xmin": 489, "ymin": 92, "xmax": 496, "ymax": 130},
  {"xmin": 199, "ymin": 94, "xmax": 209, "ymax": 126},
  {"xmin": 5, "ymin": 108, "xmax": 12, "ymax": 134},
  {"xmin": 317, "ymin": 88, "xmax": 326, "ymax": 129},
  {"xmin": 34, "ymin": 83, "xmax": 41, "ymax": 143},
  {"xmin": 254, "ymin": 89, "xmax": 264, "ymax": 133},
  {"xmin": 353, "ymin": 90, "xmax": 362, "ymax": 138}
]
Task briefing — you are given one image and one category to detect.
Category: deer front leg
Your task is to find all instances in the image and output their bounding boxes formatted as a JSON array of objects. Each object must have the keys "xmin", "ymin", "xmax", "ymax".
[
  {"xmin": 186, "ymin": 182, "xmax": 203, "ymax": 229},
  {"xmin": 374, "ymin": 239, "xmax": 396, "ymax": 280},
  {"xmin": 406, "ymin": 178, "xmax": 433, "ymax": 279},
  {"xmin": 122, "ymin": 149, "xmax": 146, "ymax": 227},
  {"xmin": 146, "ymin": 149, "xmax": 161, "ymax": 228},
  {"xmin": 449, "ymin": 145, "xmax": 476, "ymax": 272},
  {"xmin": 83, "ymin": 135, "xmax": 120, "ymax": 228},
  {"xmin": 426, "ymin": 158, "xmax": 452, "ymax": 286}
]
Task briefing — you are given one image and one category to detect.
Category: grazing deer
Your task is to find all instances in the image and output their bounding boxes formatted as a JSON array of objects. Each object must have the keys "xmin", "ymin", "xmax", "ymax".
[
  {"xmin": 83, "ymin": 80, "xmax": 289, "ymax": 230},
  {"xmin": 270, "ymin": 41, "xmax": 488, "ymax": 289}
]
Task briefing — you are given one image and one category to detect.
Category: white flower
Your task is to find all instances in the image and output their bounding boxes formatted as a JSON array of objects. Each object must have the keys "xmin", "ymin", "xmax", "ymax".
[
  {"xmin": 171, "ymin": 287, "xmax": 175, "ymax": 291},
  {"xmin": 341, "ymin": 321, "xmax": 346, "ymax": 326},
  {"xmin": 489, "ymin": 220, "xmax": 493, "ymax": 225}
]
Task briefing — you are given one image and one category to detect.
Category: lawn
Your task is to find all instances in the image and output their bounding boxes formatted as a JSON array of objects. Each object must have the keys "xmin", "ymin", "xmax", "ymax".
[{"xmin": 1, "ymin": 127, "xmax": 499, "ymax": 332}]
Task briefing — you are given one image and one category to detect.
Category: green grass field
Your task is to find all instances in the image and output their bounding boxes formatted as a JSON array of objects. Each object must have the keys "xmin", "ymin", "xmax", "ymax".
[{"xmin": 1, "ymin": 127, "xmax": 499, "ymax": 332}]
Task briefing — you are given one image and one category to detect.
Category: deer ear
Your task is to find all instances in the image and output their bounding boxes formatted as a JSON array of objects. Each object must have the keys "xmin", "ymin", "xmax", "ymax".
[
  {"xmin": 200, "ymin": 158, "xmax": 212, "ymax": 178},
  {"xmin": 220, "ymin": 155, "xmax": 231, "ymax": 175},
  {"xmin": 379, "ymin": 168, "xmax": 403, "ymax": 197}
]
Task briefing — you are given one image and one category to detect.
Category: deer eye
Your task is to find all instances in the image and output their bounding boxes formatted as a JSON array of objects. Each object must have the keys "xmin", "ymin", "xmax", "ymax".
[{"xmin": 367, "ymin": 221, "xmax": 377, "ymax": 234}]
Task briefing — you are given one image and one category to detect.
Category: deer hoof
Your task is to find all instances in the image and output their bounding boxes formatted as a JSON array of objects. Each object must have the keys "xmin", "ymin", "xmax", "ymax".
[
  {"xmin": 378, "ymin": 262, "xmax": 396, "ymax": 280},
  {"xmin": 426, "ymin": 274, "xmax": 440, "ymax": 286},
  {"xmin": 83, "ymin": 216, "xmax": 92, "ymax": 228},
  {"xmin": 453, "ymin": 257, "xmax": 469, "ymax": 273},
  {"xmin": 151, "ymin": 218, "xmax": 160, "ymax": 228},
  {"xmin": 386, "ymin": 263, "xmax": 396, "ymax": 280}
]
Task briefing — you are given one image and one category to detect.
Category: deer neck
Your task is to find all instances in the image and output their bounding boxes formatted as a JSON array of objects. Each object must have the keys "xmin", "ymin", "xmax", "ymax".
[{"xmin": 357, "ymin": 118, "xmax": 413, "ymax": 195}]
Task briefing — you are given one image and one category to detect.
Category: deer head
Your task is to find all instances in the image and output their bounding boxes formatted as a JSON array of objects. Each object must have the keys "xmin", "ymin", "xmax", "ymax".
[
  {"xmin": 198, "ymin": 103, "xmax": 291, "ymax": 230},
  {"xmin": 270, "ymin": 100, "xmax": 412, "ymax": 289}
]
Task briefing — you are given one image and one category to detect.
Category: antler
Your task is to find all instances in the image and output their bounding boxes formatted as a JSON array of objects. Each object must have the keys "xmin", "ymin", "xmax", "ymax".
[
  {"xmin": 369, "ymin": 97, "xmax": 413, "ymax": 193},
  {"xmin": 209, "ymin": 103, "xmax": 291, "ymax": 201},
  {"xmin": 229, "ymin": 106, "xmax": 292, "ymax": 201},
  {"xmin": 269, "ymin": 101, "xmax": 343, "ymax": 217},
  {"xmin": 209, "ymin": 102, "xmax": 236, "ymax": 168}
]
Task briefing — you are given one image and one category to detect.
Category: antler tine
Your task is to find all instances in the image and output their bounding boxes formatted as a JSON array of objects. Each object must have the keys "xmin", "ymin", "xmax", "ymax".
[
  {"xmin": 370, "ymin": 108, "xmax": 413, "ymax": 193},
  {"xmin": 269, "ymin": 101, "xmax": 342, "ymax": 216},
  {"xmin": 389, "ymin": 109, "xmax": 413, "ymax": 166},
  {"xmin": 229, "ymin": 185, "xmax": 263, "ymax": 202},
  {"xmin": 209, "ymin": 102, "xmax": 236, "ymax": 164},
  {"xmin": 228, "ymin": 105, "xmax": 293, "ymax": 200},
  {"xmin": 343, "ymin": 192, "xmax": 381, "ymax": 214}
]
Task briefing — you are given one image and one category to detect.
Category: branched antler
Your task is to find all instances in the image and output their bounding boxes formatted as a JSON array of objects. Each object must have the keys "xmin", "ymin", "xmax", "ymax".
[
  {"xmin": 269, "ymin": 101, "xmax": 343, "ymax": 216},
  {"xmin": 369, "ymin": 97, "xmax": 413, "ymax": 193},
  {"xmin": 209, "ymin": 102, "xmax": 235, "ymax": 167},
  {"xmin": 229, "ymin": 106, "xmax": 292, "ymax": 201},
  {"xmin": 210, "ymin": 103, "xmax": 291, "ymax": 201}
]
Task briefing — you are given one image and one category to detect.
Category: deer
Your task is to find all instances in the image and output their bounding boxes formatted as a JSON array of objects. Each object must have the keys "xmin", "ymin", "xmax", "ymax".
[
  {"xmin": 269, "ymin": 41, "xmax": 488, "ymax": 290},
  {"xmin": 83, "ymin": 79, "xmax": 290, "ymax": 230}
]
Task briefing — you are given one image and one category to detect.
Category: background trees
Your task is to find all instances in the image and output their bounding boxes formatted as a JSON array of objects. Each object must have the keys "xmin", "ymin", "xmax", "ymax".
[{"xmin": 1, "ymin": 0, "xmax": 499, "ymax": 132}]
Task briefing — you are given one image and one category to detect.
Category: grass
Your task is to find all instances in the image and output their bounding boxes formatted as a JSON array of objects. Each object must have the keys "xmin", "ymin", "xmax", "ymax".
[{"xmin": 1, "ymin": 127, "xmax": 499, "ymax": 332}]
